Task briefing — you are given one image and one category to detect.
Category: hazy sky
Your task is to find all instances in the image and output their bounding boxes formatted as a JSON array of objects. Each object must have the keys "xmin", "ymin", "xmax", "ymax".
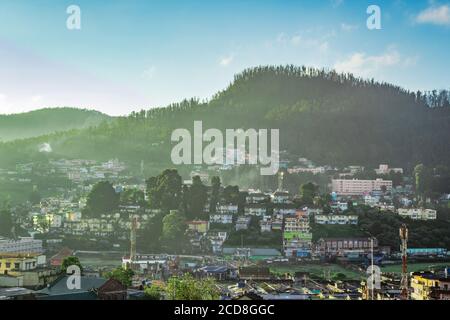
[{"xmin": 0, "ymin": 0, "xmax": 449, "ymax": 115}]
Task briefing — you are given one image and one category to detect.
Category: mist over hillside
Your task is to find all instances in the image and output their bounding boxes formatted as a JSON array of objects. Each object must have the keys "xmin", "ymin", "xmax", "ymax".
[
  {"xmin": 0, "ymin": 107, "xmax": 110, "ymax": 142},
  {"xmin": 0, "ymin": 66, "xmax": 449, "ymax": 170}
]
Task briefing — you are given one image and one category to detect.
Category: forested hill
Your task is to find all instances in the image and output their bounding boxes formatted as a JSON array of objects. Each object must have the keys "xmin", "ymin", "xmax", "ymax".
[
  {"xmin": 0, "ymin": 66, "xmax": 449, "ymax": 170},
  {"xmin": 0, "ymin": 108, "xmax": 110, "ymax": 142}
]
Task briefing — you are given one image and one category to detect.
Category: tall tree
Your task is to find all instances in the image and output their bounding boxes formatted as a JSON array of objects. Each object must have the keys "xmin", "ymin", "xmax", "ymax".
[
  {"xmin": 185, "ymin": 176, "xmax": 208, "ymax": 220},
  {"xmin": 300, "ymin": 182, "xmax": 319, "ymax": 205},
  {"xmin": 0, "ymin": 203, "xmax": 13, "ymax": 238},
  {"xmin": 209, "ymin": 176, "xmax": 221, "ymax": 214},
  {"xmin": 146, "ymin": 169, "xmax": 182, "ymax": 212},
  {"xmin": 85, "ymin": 181, "xmax": 120, "ymax": 217},
  {"xmin": 161, "ymin": 210, "xmax": 187, "ymax": 253}
]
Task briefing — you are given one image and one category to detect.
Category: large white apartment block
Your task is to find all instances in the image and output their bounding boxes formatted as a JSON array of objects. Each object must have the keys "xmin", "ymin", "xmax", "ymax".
[
  {"xmin": 398, "ymin": 208, "xmax": 437, "ymax": 220},
  {"xmin": 332, "ymin": 179, "xmax": 393, "ymax": 196},
  {"xmin": 315, "ymin": 215, "xmax": 358, "ymax": 225},
  {"xmin": 0, "ymin": 238, "xmax": 43, "ymax": 254}
]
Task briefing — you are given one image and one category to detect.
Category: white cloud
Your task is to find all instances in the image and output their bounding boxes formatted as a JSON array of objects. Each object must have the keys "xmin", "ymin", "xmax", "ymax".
[
  {"xmin": 219, "ymin": 55, "xmax": 234, "ymax": 67},
  {"xmin": 0, "ymin": 93, "xmax": 6, "ymax": 100},
  {"xmin": 416, "ymin": 4, "xmax": 450, "ymax": 26},
  {"xmin": 334, "ymin": 48, "xmax": 416, "ymax": 77}
]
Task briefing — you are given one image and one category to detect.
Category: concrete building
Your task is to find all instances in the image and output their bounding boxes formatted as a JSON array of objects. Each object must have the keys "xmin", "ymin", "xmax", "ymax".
[
  {"xmin": 314, "ymin": 214, "xmax": 358, "ymax": 225},
  {"xmin": 398, "ymin": 208, "xmax": 437, "ymax": 220},
  {"xmin": 332, "ymin": 179, "xmax": 393, "ymax": 196},
  {"xmin": 209, "ymin": 214, "xmax": 233, "ymax": 224},
  {"xmin": 316, "ymin": 237, "xmax": 378, "ymax": 257},
  {"xmin": 0, "ymin": 238, "xmax": 43, "ymax": 254},
  {"xmin": 375, "ymin": 164, "xmax": 403, "ymax": 175},
  {"xmin": 235, "ymin": 217, "xmax": 251, "ymax": 231}
]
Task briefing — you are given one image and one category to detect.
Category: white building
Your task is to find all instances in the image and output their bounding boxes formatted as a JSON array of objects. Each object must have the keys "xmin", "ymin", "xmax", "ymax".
[
  {"xmin": 217, "ymin": 204, "xmax": 239, "ymax": 215},
  {"xmin": 375, "ymin": 164, "xmax": 404, "ymax": 175},
  {"xmin": 284, "ymin": 217, "xmax": 310, "ymax": 233},
  {"xmin": 235, "ymin": 217, "xmax": 251, "ymax": 231},
  {"xmin": 315, "ymin": 214, "xmax": 358, "ymax": 225},
  {"xmin": 271, "ymin": 191, "xmax": 291, "ymax": 204},
  {"xmin": 398, "ymin": 208, "xmax": 437, "ymax": 221},
  {"xmin": 332, "ymin": 179, "xmax": 393, "ymax": 196},
  {"xmin": 244, "ymin": 206, "xmax": 267, "ymax": 217},
  {"xmin": 210, "ymin": 214, "xmax": 233, "ymax": 224},
  {"xmin": 0, "ymin": 238, "xmax": 43, "ymax": 254}
]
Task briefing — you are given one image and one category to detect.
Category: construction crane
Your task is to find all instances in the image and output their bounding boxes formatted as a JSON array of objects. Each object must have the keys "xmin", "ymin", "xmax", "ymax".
[{"xmin": 399, "ymin": 224, "xmax": 409, "ymax": 300}]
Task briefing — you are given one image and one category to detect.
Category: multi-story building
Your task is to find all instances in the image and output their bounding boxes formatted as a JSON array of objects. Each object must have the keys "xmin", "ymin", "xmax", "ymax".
[
  {"xmin": 332, "ymin": 179, "xmax": 393, "ymax": 196},
  {"xmin": 187, "ymin": 221, "xmax": 210, "ymax": 234},
  {"xmin": 235, "ymin": 217, "xmax": 251, "ymax": 231},
  {"xmin": 283, "ymin": 216, "xmax": 312, "ymax": 257},
  {"xmin": 272, "ymin": 208, "xmax": 296, "ymax": 216},
  {"xmin": 217, "ymin": 204, "xmax": 239, "ymax": 215},
  {"xmin": 244, "ymin": 205, "xmax": 267, "ymax": 217},
  {"xmin": 314, "ymin": 214, "xmax": 358, "ymax": 225},
  {"xmin": 246, "ymin": 192, "xmax": 269, "ymax": 204},
  {"xmin": 398, "ymin": 208, "xmax": 437, "ymax": 220},
  {"xmin": 411, "ymin": 273, "xmax": 441, "ymax": 300},
  {"xmin": 209, "ymin": 214, "xmax": 233, "ymax": 224},
  {"xmin": 375, "ymin": 164, "xmax": 403, "ymax": 175},
  {"xmin": 0, "ymin": 238, "xmax": 43, "ymax": 254},
  {"xmin": 271, "ymin": 191, "xmax": 292, "ymax": 204},
  {"xmin": 316, "ymin": 237, "xmax": 378, "ymax": 257}
]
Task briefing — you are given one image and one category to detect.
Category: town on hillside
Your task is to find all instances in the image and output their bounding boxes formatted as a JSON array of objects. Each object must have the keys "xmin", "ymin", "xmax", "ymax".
[{"xmin": 1, "ymin": 155, "xmax": 449, "ymax": 300}]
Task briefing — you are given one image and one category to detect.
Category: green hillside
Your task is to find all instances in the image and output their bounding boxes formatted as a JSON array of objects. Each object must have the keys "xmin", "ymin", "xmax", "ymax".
[
  {"xmin": 0, "ymin": 66, "xmax": 449, "ymax": 171},
  {"xmin": 0, "ymin": 107, "xmax": 110, "ymax": 142}
]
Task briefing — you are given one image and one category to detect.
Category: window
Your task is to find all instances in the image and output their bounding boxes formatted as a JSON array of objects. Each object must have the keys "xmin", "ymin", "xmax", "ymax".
[
  {"xmin": 6, "ymin": 262, "xmax": 11, "ymax": 269},
  {"xmin": 14, "ymin": 263, "xmax": 20, "ymax": 270}
]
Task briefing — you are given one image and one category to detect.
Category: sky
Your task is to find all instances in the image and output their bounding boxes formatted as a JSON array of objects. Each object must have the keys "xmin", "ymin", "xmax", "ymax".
[{"xmin": 0, "ymin": 0, "xmax": 449, "ymax": 116}]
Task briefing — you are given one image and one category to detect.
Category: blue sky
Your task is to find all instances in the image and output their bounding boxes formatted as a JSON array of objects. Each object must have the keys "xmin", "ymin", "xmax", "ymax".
[{"xmin": 0, "ymin": 0, "xmax": 449, "ymax": 115}]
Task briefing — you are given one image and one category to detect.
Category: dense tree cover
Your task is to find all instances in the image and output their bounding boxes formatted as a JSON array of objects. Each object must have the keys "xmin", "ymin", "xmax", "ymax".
[
  {"xmin": 209, "ymin": 176, "xmax": 221, "ymax": 214},
  {"xmin": 106, "ymin": 267, "xmax": 134, "ymax": 287},
  {"xmin": 144, "ymin": 283, "xmax": 164, "ymax": 300},
  {"xmin": 165, "ymin": 274, "xmax": 220, "ymax": 300},
  {"xmin": 160, "ymin": 210, "xmax": 187, "ymax": 253},
  {"xmin": 184, "ymin": 176, "xmax": 208, "ymax": 220},
  {"xmin": 146, "ymin": 169, "xmax": 182, "ymax": 211},
  {"xmin": 120, "ymin": 188, "xmax": 146, "ymax": 207},
  {"xmin": 1, "ymin": 65, "xmax": 449, "ymax": 171},
  {"xmin": 299, "ymin": 182, "xmax": 319, "ymax": 205},
  {"xmin": 61, "ymin": 256, "xmax": 83, "ymax": 273},
  {"xmin": 84, "ymin": 181, "xmax": 119, "ymax": 217},
  {"xmin": 0, "ymin": 202, "xmax": 13, "ymax": 237},
  {"xmin": 0, "ymin": 107, "xmax": 110, "ymax": 142}
]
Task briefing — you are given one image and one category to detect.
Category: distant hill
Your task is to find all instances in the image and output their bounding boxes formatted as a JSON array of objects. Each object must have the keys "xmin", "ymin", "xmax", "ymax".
[
  {"xmin": 0, "ymin": 66, "xmax": 449, "ymax": 171},
  {"xmin": 0, "ymin": 108, "xmax": 110, "ymax": 142}
]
